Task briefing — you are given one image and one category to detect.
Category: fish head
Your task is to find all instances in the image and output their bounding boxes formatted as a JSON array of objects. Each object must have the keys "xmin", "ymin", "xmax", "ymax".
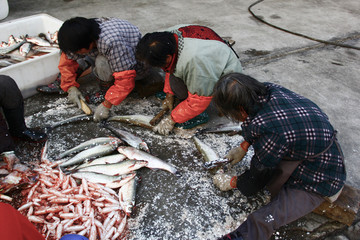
[
  {"xmin": 139, "ymin": 142, "xmax": 150, "ymax": 153},
  {"xmin": 110, "ymin": 138, "xmax": 122, "ymax": 148}
]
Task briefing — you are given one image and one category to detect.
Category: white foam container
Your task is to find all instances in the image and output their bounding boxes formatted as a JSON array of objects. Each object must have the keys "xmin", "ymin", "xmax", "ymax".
[{"xmin": 0, "ymin": 14, "xmax": 63, "ymax": 98}]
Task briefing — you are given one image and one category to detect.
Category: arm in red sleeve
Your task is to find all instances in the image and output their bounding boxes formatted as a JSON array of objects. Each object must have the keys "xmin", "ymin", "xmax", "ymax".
[
  {"xmin": 171, "ymin": 92, "xmax": 212, "ymax": 123},
  {"xmin": 163, "ymin": 73, "xmax": 174, "ymax": 95},
  {"xmin": 105, "ymin": 70, "xmax": 136, "ymax": 106},
  {"xmin": 58, "ymin": 52, "xmax": 80, "ymax": 92},
  {"xmin": 0, "ymin": 203, "xmax": 45, "ymax": 240}
]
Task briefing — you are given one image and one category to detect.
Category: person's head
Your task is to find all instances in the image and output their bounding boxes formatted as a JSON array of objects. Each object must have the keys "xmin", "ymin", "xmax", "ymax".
[
  {"xmin": 58, "ymin": 17, "xmax": 100, "ymax": 54},
  {"xmin": 135, "ymin": 32, "xmax": 177, "ymax": 68},
  {"xmin": 213, "ymin": 73, "xmax": 268, "ymax": 122}
]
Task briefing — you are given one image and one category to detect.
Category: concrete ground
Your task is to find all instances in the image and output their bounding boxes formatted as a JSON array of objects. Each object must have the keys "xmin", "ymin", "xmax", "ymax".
[{"xmin": 1, "ymin": 0, "xmax": 360, "ymax": 239}]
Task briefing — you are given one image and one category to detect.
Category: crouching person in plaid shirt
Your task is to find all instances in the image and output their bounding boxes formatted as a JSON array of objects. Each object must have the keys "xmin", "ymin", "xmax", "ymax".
[
  {"xmin": 55, "ymin": 17, "xmax": 157, "ymax": 122},
  {"xmin": 212, "ymin": 73, "xmax": 346, "ymax": 240}
]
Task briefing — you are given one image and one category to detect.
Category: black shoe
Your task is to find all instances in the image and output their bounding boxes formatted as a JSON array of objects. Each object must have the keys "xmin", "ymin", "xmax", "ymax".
[
  {"xmin": 218, "ymin": 232, "xmax": 243, "ymax": 240},
  {"xmin": 11, "ymin": 128, "xmax": 47, "ymax": 142},
  {"xmin": 36, "ymin": 73, "xmax": 65, "ymax": 94},
  {"xmin": 85, "ymin": 91, "xmax": 106, "ymax": 105}
]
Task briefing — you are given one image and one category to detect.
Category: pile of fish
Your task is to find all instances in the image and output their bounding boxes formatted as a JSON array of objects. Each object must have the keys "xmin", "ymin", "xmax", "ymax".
[
  {"xmin": 18, "ymin": 156, "xmax": 128, "ymax": 240},
  {"xmin": 0, "ymin": 31, "xmax": 58, "ymax": 68}
]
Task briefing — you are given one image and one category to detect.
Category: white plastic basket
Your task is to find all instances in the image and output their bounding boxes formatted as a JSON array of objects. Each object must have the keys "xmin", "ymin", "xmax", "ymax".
[{"xmin": 0, "ymin": 14, "xmax": 63, "ymax": 98}]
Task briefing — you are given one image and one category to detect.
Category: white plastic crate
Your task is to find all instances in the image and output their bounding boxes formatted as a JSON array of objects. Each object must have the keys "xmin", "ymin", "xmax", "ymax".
[{"xmin": 0, "ymin": 14, "xmax": 63, "ymax": 98}]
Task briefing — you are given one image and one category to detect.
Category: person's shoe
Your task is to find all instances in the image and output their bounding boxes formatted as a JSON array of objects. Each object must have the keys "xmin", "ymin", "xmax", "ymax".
[
  {"xmin": 85, "ymin": 90, "xmax": 105, "ymax": 105},
  {"xmin": 175, "ymin": 111, "xmax": 209, "ymax": 129},
  {"xmin": 36, "ymin": 73, "xmax": 65, "ymax": 94},
  {"xmin": 11, "ymin": 128, "xmax": 47, "ymax": 142},
  {"xmin": 218, "ymin": 232, "xmax": 243, "ymax": 240},
  {"xmin": 60, "ymin": 234, "xmax": 89, "ymax": 240},
  {"xmin": 155, "ymin": 91, "xmax": 167, "ymax": 100}
]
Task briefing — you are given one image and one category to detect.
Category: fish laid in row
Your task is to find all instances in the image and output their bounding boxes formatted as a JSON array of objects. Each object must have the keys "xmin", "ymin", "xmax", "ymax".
[
  {"xmin": 71, "ymin": 171, "xmax": 136, "ymax": 189},
  {"xmin": 117, "ymin": 146, "xmax": 180, "ymax": 176},
  {"xmin": 58, "ymin": 136, "xmax": 121, "ymax": 159},
  {"xmin": 76, "ymin": 160, "xmax": 148, "ymax": 176},
  {"xmin": 75, "ymin": 153, "xmax": 127, "ymax": 169},
  {"xmin": 119, "ymin": 175, "xmax": 138, "ymax": 216},
  {"xmin": 60, "ymin": 139, "xmax": 122, "ymax": 168}
]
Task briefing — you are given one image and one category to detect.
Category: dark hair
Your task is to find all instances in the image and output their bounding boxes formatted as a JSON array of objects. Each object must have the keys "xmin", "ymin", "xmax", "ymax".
[
  {"xmin": 135, "ymin": 32, "xmax": 176, "ymax": 68},
  {"xmin": 58, "ymin": 17, "xmax": 100, "ymax": 54},
  {"xmin": 213, "ymin": 73, "xmax": 268, "ymax": 121}
]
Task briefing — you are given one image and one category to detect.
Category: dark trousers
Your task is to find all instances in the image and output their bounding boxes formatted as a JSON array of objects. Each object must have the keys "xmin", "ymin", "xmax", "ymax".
[
  {"xmin": 237, "ymin": 187, "xmax": 324, "ymax": 240},
  {"xmin": 0, "ymin": 75, "xmax": 25, "ymax": 153}
]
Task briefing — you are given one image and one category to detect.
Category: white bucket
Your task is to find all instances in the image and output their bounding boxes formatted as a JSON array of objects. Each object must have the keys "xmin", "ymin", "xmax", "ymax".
[{"xmin": 0, "ymin": 0, "xmax": 9, "ymax": 20}]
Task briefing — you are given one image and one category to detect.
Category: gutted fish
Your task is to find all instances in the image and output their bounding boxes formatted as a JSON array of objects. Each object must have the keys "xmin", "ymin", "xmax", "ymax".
[{"xmin": 76, "ymin": 160, "xmax": 148, "ymax": 176}]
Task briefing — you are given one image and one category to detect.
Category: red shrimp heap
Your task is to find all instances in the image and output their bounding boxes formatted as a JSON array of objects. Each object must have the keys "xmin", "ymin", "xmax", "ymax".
[{"xmin": 18, "ymin": 158, "xmax": 128, "ymax": 240}]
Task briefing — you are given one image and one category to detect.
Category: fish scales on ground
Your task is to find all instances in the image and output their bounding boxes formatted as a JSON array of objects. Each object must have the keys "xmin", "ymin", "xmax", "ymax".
[
  {"xmin": 107, "ymin": 115, "xmax": 154, "ymax": 130},
  {"xmin": 117, "ymin": 146, "xmax": 180, "ymax": 176},
  {"xmin": 58, "ymin": 136, "xmax": 122, "ymax": 159},
  {"xmin": 76, "ymin": 160, "xmax": 148, "ymax": 176},
  {"xmin": 60, "ymin": 140, "xmax": 121, "ymax": 168},
  {"xmin": 100, "ymin": 122, "xmax": 150, "ymax": 152},
  {"xmin": 75, "ymin": 153, "xmax": 127, "ymax": 169}
]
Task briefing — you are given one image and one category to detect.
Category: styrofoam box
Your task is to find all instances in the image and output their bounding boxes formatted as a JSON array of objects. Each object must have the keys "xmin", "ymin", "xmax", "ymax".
[{"xmin": 0, "ymin": 14, "xmax": 63, "ymax": 98}]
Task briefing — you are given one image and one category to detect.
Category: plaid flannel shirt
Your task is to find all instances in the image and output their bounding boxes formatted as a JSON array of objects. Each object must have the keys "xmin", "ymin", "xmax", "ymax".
[
  {"xmin": 66, "ymin": 17, "xmax": 141, "ymax": 72},
  {"xmin": 242, "ymin": 83, "xmax": 346, "ymax": 197}
]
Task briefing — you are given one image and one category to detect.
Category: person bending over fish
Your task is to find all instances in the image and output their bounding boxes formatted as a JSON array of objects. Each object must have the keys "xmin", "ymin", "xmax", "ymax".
[
  {"xmin": 135, "ymin": 25, "xmax": 242, "ymax": 135},
  {"xmin": 212, "ymin": 73, "xmax": 346, "ymax": 240},
  {"xmin": 0, "ymin": 75, "xmax": 47, "ymax": 170},
  {"xmin": 41, "ymin": 17, "xmax": 160, "ymax": 122}
]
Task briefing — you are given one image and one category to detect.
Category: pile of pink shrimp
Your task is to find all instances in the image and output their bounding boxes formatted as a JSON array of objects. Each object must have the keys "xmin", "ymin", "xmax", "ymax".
[{"xmin": 17, "ymin": 157, "xmax": 128, "ymax": 240}]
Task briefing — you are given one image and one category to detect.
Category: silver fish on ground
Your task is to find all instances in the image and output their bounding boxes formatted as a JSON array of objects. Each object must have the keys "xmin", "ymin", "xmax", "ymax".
[
  {"xmin": 100, "ymin": 122, "xmax": 149, "ymax": 152},
  {"xmin": 71, "ymin": 171, "xmax": 136, "ymax": 189},
  {"xmin": 193, "ymin": 136, "xmax": 219, "ymax": 162},
  {"xmin": 60, "ymin": 140, "xmax": 121, "ymax": 168},
  {"xmin": 117, "ymin": 146, "xmax": 180, "ymax": 176},
  {"xmin": 75, "ymin": 153, "xmax": 127, "ymax": 169},
  {"xmin": 58, "ymin": 137, "xmax": 121, "ymax": 159},
  {"xmin": 46, "ymin": 114, "xmax": 92, "ymax": 131},
  {"xmin": 197, "ymin": 122, "xmax": 242, "ymax": 134},
  {"xmin": 118, "ymin": 175, "xmax": 138, "ymax": 216},
  {"xmin": 0, "ymin": 39, "xmax": 26, "ymax": 55},
  {"xmin": 76, "ymin": 160, "xmax": 148, "ymax": 176},
  {"xmin": 107, "ymin": 115, "xmax": 154, "ymax": 130},
  {"xmin": 193, "ymin": 136, "xmax": 230, "ymax": 169}
]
